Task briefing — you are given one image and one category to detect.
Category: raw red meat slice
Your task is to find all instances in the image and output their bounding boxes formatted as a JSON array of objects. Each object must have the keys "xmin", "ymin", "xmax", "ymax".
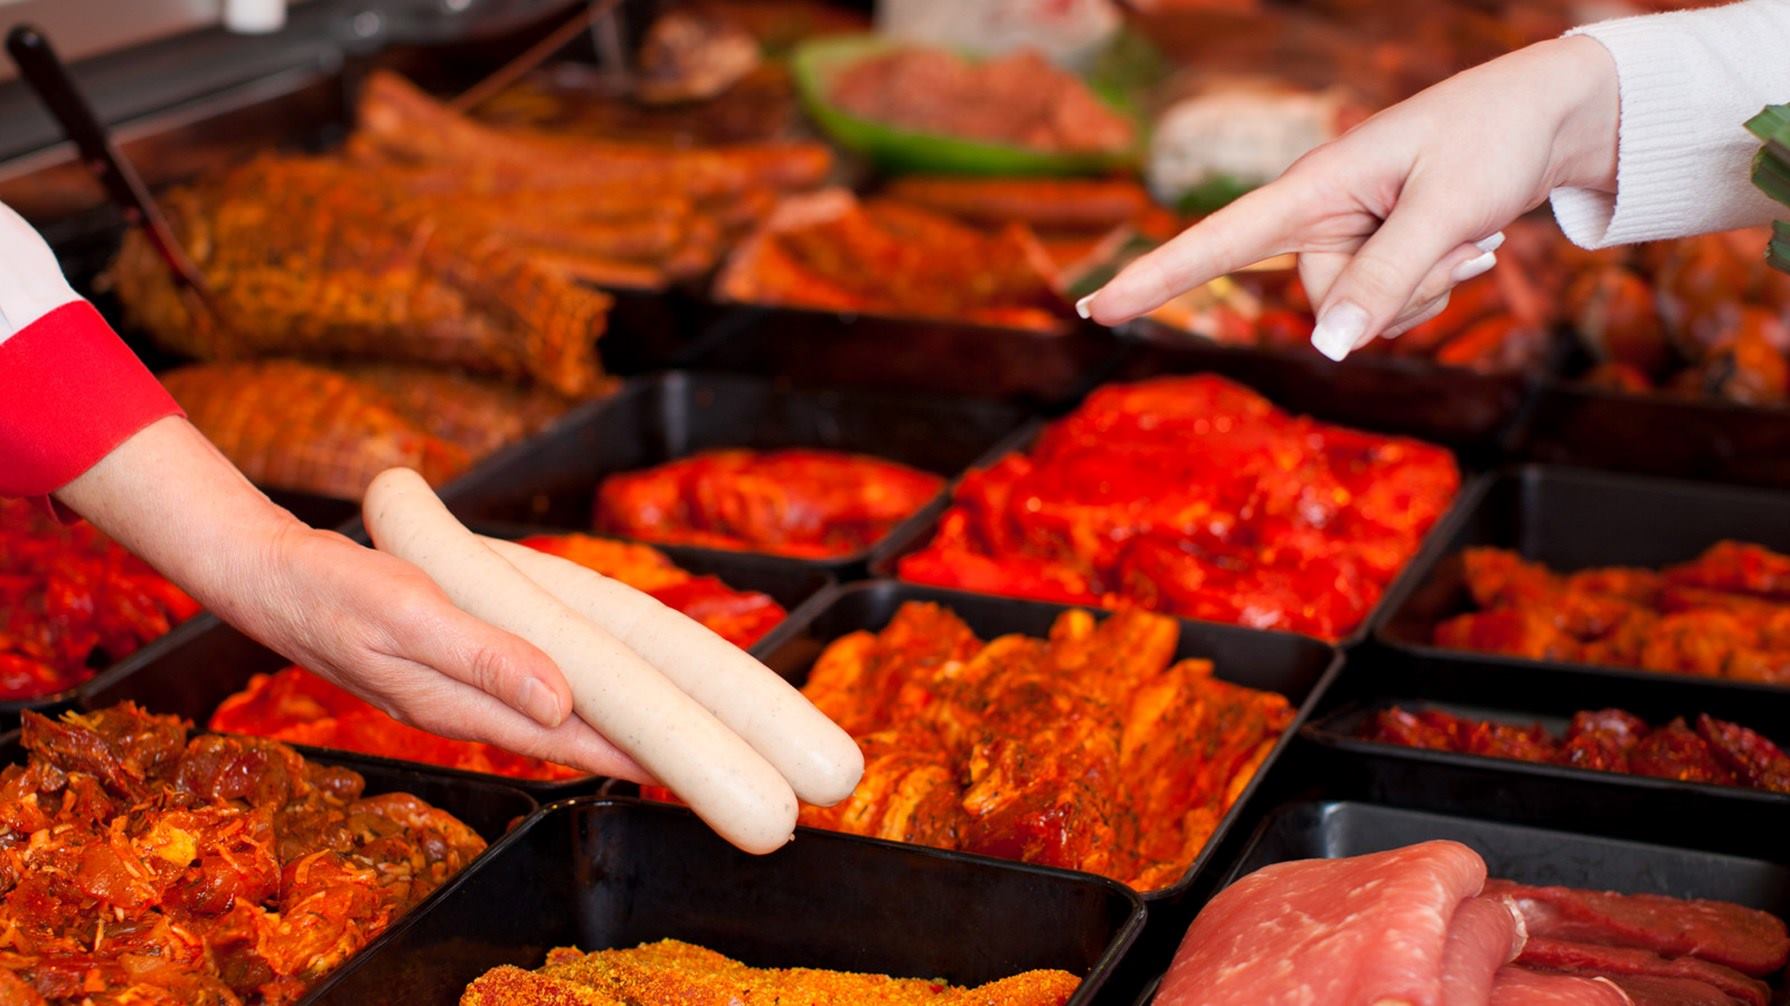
[
  {"xmin": 1440, "ymin": 896, "xmax": 1526, "ymax": 1004},
  {"xmin": 1156, "ymin": 840, "xmax": 1486, "ymax": 1006},
  {"xmin": 1516, "ymin": 938, "xmax": 1769, "ymax": 1006},
  {"xmin": 1483, "ymin": 880, "xmax": 1790, "ymax": 976},
  {"xmin": 1607, "ymin": 975, "xmax": 1735, "ymax": 1005},
  {"xmin": 1489, "ymin": 968, "xmax": 1631, "ymax": 1004}
]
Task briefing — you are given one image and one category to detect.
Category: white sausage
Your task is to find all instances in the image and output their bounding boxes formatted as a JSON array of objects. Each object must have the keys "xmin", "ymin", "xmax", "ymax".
[
  {"xmin": 363, "ymin": 468, "xmax": 798, "ymax": 853},
  {"xmin": 483, "ymin": 535, "xmax": 864, "ymax": 806}
]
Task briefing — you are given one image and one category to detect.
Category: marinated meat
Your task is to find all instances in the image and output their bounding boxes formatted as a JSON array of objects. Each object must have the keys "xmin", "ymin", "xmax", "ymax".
[
  {"xmin": 1367, "ymin": 706, "xmax": 1790, "ymax": 797},
  {"xmin": 715, "ymin": 188, "xmax": 1066, "ymax": 330},
  {"xmin": 899, "ymin": 376, "xmax": 1460, "ymax": 641},
  {"xmin": 0, "ymin": 499, "xmax": 199, "ymax": 700},
  {"xmin": 1433, "ymin": 544, "xmax": 1790, "ymax": 682},
  {"xmin": 595, "ymin": 448, "xmax": 945, "ymax": 559},
  {"xmin": 1440, "ymin": 896, "xmax": 1527, "ymax": 1005},
  {"xmin": 0, "ymin": 704, "xmax": 483, "ymax": 1004},
  {"xmin": 211, "ymin": 535, "xmax": 784, "ymax": 780},
  {"xmin": 1488, "ymin": 968, "xmax": 1630, "ymax": 1005},
  {"xmin": 791, "ymin": 603, "xmax": 1291, "ymax": 890},
  {"xmin": 880, "ymin": 176, "xmax": 1156, "ymax": 231},
  {"xmin": 460, "ymin": 939, "xmax": 1079, "ymax": 1005},
  {"xmin": 1156, "ymin": 841, "xmax": 1488, "ymax": 1006},
  {"xmin": 1482, "ymin": 880, "xmax": 1790, "ymax": 977},
  {"xmin": 112, "ymin": 156, "xmax": 612, "ymax": 396},
  {"xmin": 1516, "ymin": 938, "xmax": 1769, "ymax": 1006},
  {"xmin": 1605, "ymin": 975, "xmax": 1735, "ymax": 1005},
  {"xmin": 338, "ymin": 364, "xmax": 591, "ymax": 460},
  {"xmin": 826, "ymin": 47, "xmax": 1134, "ymax": 154}
]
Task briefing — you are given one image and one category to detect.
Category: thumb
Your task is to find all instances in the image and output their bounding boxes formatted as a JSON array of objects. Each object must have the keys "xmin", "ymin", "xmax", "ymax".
[{"xmin": 1308, "ymin": 196, "xmax": 1484, "ymax": 361}]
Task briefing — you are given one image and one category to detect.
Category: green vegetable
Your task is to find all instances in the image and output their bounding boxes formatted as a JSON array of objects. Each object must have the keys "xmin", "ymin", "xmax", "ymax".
[
  {"xmin": 790, "ymin": 35, "xmax": 1140, "ymax": 177},
  {"xmin": 1174, "ymin": 175, "xmax": 1257, "ymax": 215},
  {"xmin": 1745, "ymin": 103, "xmax": 1790, "ymax": 271}
]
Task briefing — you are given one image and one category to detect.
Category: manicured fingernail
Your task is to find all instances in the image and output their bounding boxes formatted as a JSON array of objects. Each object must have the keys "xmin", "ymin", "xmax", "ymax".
[
  {"xmin": 517, "ymin": 677, "xmax": 563, "ymax": 727},
  {"xmin": 1452, "ymin": 251, "xmax": 1497, "ymax": 283},
  {"xmin": 1475, "ymin": 231, "xmax": 1505, "ymax": 254},
  {"xmin": 1311, "ymin": 302, "xmax": 1369, "ymax": 362},
  {"xmin": 1075, "ymin": 293, "xmax": 1097, "ymax": 320}
]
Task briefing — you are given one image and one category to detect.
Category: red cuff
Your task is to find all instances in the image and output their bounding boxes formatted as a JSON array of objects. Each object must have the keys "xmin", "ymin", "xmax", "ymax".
[{"xmin": 0, "ymin": 301, "xmax": 183, "ymax": 497}]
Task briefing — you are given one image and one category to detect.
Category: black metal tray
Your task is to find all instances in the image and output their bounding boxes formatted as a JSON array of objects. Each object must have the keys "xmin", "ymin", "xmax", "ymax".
[
  {"xmin": 1522, "ymin": 379, "xmax": 1790, "ymax": 491},
  {"xmin": 75, "ymin": 528, "xmax": 832, "ymax": 799},
  {"xmin": 441, "ymin": 371, "xmax": 1034, "ymax": 578},
  {"xmin": 1376, "ymin": 464, "xmax": 1790, "ymax": 688},
  {"xmin": 1302, "ymin": 652, "xmax": 1790, "ymax": 810},
  {"xmin": 869, "ymin": 424, "xmax": 1479, "ymax": 648},
  {"xmin": 1115, "ymin": 319, "xmax": 1552, "ymax": 462},
  {"xmin": 307, "ymin": 796, "xmax": 1147, "ymax": 1006},
  {"xmin": 747, "ymin": 580, "xmax": 1340, "ymax": 906},
  {"xmin": 676, "ymin": 304, "xmax": 1123, "ymax": 410}
]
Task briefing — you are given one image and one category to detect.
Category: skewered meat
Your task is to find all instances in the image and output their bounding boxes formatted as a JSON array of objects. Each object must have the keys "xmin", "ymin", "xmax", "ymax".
[
  {"xmin": 460, "ymin": 939, "xmax": 1080, "ymax": 1005},
  {"xmin": 0, "ymin": 499, "xmax": 199, "ymax": 700},
  {"xmin": 0, "ymin": 704, "xmax": 484, "ymax": 1004},
  {"xmin": 898, "ymin": 376, "xmax": 1460, "ymax": 640},
  {"xmin": 715, "ymin": 188, "xmax": 1067, "ymax": 330},
  {"xmin": 792, "ymin": 602, "xmax": 1293, "ymax": 890},
  {"xmin": 211, "ymin": 535, "xmax": 785, "ymax": 780},
  {"xmin": 1433, "ymin": 545, "xmax": 1790, "ymax": 681},
  {"xmin": 1367, "ymin": 705, "xmax": 1790, "ymax": 795},
  {"xmin": 112, "ymin": 156, "xmax": 612, "ymax": 395},
  {"xmin": 826, "ymin": 47, "xmax": 1134, "ymax": 154},
  {"xmin": 594, "ymin": 448, "xmax": 945, "ymax": 559}
]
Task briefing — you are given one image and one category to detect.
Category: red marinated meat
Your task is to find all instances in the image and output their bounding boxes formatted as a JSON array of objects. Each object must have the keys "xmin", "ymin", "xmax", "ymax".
[
  {"xmin": 1439, "ymin": 896, "xmax": 1526, "ymax": 1005},
  {"xmin": 1696, "ymin": 714, "xmax": 1790, "ymax": 793},
  {"xmin": 1559, "ymin": 709, "xmax": 1649, "ymax": 773},
  {"xmin": 1515, "ymin": 937, "xmax": 1769, "ymax": 1006},
  {"xmin": 1626, "ymin": 720, "xmax": 1737, "ymax": 786},
  {"xmin": 1489, "ymin": 968, "xmax": 1630, "ymax": 1004},
  {"xmin": 1156, "ymin": 841, "xmax": 1486, "ymax": 1006},
  {"xmin": 1606, "ymin": 975, "xmax": 1736, "ymax": 1005},
  {"xmin": 1483, "ymin": 880, "xmax": 1790, "ymax": 977}
]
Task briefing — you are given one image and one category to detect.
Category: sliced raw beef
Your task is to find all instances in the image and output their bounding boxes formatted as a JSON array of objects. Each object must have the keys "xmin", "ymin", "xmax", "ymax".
[
  {"xmin": 1441, "ymin": 896, "xmax": 1527, "ymax": 1005},
  {"xmin": 1483, "ymin": 879, "xmax": 1790, "ymax": 976},
  {"xmin": 1489, "ymin": 967, "xmax": 1631, "ymax": 1004},
  {"xmin": 1517, "ymin": 938, "xmax": 1769, "ymax": 1006},
  {"xmin": 1156, "ymin": 840, "xmax": 1486, "ymax": 1006},
  {"xmin": 1606, "ymin": 975, "xmax": 1736, "ymax": 1005}
]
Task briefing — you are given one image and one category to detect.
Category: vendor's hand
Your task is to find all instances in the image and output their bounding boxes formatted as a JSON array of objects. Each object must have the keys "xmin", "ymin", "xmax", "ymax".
[
  {"xmin": 234, "ymin": 523, "xmax": 651, "ymax": 782},
  {"xmin": 55, "ymin": 416, "xmax": 650, "ymax": 782},
  {"xmin": 1081, "ymin": 36, "xmax": 1620, "ymax": 359}
]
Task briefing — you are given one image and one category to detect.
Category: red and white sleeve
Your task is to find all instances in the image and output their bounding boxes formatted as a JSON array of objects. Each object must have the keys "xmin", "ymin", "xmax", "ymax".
[{"xmin": 0, "ymin": 203, "xmax": 181, "ymax": 498}]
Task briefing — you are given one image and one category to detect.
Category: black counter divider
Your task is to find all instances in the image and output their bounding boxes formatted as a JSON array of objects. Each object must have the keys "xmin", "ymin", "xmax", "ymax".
[
  {"xmin": 438, "ymin": 371, "xmax": 1033, "ymax": 580},
  {"xmin": 1376, "ymin": 464, "xmax": 1790, "ymax": 687},
  {"xmin": 307, "ymin": 797, "xmax": 1146, "ymax": 1006},
  {"xmin": 675, "ymin": 304, "xmax": 1123, "ymax": 411},
  {"xmin": 77, "ymin": 527, "xmax": 832, "ymax": 799}
]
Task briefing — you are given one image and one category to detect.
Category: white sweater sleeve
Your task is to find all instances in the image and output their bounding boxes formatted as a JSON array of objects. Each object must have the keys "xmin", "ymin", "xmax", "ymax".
[{"xmin": 1550, "ymin": 0, "xmax": 1790, "ymax": 248}]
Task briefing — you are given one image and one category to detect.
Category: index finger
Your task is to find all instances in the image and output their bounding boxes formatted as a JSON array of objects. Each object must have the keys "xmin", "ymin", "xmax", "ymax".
[{"xmin": 1081, "ymin": 180, "xmax": 1307, "ymax": 325}]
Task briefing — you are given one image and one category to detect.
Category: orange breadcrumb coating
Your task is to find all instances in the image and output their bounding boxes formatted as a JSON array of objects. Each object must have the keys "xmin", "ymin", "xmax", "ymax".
[{"xmin": 460, "ymin": 939, "xmax": 1080, "ymax": 1006}]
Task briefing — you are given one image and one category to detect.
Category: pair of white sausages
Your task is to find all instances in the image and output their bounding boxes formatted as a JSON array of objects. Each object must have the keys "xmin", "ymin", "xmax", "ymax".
[{"xmin": 362, "ymin": 468, "xmax": 863, "ymax": 853}]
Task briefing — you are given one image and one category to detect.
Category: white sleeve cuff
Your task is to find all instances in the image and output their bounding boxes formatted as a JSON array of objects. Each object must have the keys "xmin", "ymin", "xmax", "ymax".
[
  {"xmin": 1550, "ymin": 1, "xmax": 1790, "ymax": 249},
  {"xmin": 0, "ymin": 202, "xmax": 80, "ymax": 345}
]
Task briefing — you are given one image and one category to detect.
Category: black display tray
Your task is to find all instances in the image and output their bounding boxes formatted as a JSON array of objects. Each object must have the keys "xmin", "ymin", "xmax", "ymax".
[
  {"xmin": 747, "ymin": 580, "xmax": 1341, "ymax": 905},
  {"xmin": 1302, "ymin": 652, "xmax": 1790, "ymax": 810},
  {"xmin": 1135, "ymin": 798, "xmax": 1790, "ymax": 1004},
  {"xmin": 1376, "ymin": 464, "xmax": 1790, "ymax": 688},
  {"xmin": 1115, "ymin": 320, "xmax": 1552, "ymax": 461},
  {"xmin": 307, "ymin": 796, "xmax": 1146, "ymax": 1006},
  {"xmin": 76, "ymin": 528, "xmax": 831, "ymax": 799},
  {"xmin": 869, "ymin": 425, "xmax": 1478, "ymax": 648},
  {"xmin": 676, "ymin": 304, "xmax": 1123, "ymax": 410},
  {"xmin": 1522, "ymin": 380, "xmax": 1790, "ymax": 491},
  {"xmin": 440, "ymin": 371, "xmax": 1033, "ymax": 578}
]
